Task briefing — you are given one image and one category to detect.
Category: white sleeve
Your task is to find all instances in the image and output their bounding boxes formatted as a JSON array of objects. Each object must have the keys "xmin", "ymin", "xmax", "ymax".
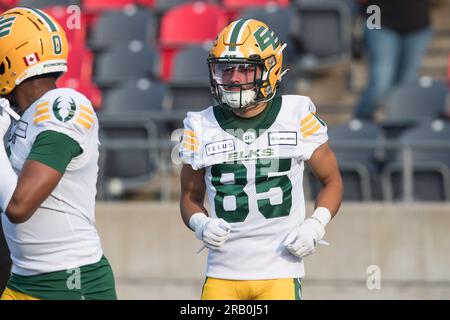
[
  {"xmin": 298, "ymin": 97, "xmax": 328, "ymax": 160},
  {"xmin": 32, "ymin": 91, "xmax": 97, "ymax": 152},
  {"xmin": 179, "ymin": 112, "xmax": 202, "ymax": 170}
]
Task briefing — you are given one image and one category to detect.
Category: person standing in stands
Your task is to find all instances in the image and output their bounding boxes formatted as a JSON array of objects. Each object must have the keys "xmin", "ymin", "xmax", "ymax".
[{"xmin": 354, "ymin": 0, "xmax": 432, "ymax": 120}]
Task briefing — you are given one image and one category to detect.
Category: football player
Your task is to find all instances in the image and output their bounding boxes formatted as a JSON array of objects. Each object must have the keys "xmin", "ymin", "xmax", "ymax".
[
  {"xmin": 0, "ymin": 7, "xmax": 116, "ymax": 300},
  {"xmin": 179, "ymin": 19, "xmax": 344, "ymax": 300}
]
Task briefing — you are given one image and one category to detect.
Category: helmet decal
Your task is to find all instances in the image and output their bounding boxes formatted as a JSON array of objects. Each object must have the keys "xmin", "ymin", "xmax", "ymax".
[
  {"xmin": 0, "ymin": 7, "xmax": 68, "ymax": 95},
  {"xmin": 0, "ymin": 16, "xmax": 16, "ymax": 38},
  {"xmin": 253, "ymin": 26, "xmax": 280, "ymax": 52}
]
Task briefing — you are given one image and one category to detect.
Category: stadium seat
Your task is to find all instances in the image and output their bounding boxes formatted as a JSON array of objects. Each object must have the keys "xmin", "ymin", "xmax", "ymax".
[
  {"xmin": 0, "ymin": 0, "xmax": 17, "ymax": 9},
  {"xmin": 384, "ymin": 78, "xmax": 448, "ymax": 122},
  {"xmin": 159, "ymin": 1, "xmax": 228, "ymax": 47},
  {"xmin": 98, "ymin": 79, "xmax": 163, "ymax": 198},
  {"xmin": 152, "ymin": 0, "xmax": 214, "ymax": 13},
  {"xmin": 89, "ymin": 7, "xmax": 158, "ymax": 52},
  {"xmin": 94, "ymin": 43, "xmax": 160, "ymax": 88},
  {"xmin": 83, "ymin": 0, "xmax": 136, "ymax": 12},
  {"xmin": 101, "ymin": 78, "xmax": 174, "ymax": 137},
  {"xmin": 308, "ymin": 119, "xmax": 385, "ymax": 201},
  {"xmin": 98, "ymin": 122, "xmax": 159, "ymax": 199},
  {"xmin": 18, "ymin": 0, "xmax": 80, "ymax": 8},
  {"xmin": 168, "ymin": 45, "xmax": 214, "ymax": 112},
  {"xmin": 222, "ymin": 0, "xmax": 290, "ymax": 11},
  {"xmin": 291, "ymin": 0, "xmax": 352, "ymax": 72},
  {"xmin": 159, "ymin": 1, "xmax": 228, "ymax": 80},
  {"xmin": 382, "ymin": 120, "xmax": 450, "ymax": 202},
  {"xmin": 102, "ymin": 79, "xmax": 170, "ymax": 114},
  {"xmin": 380, "ymin": 78, "xmax": 449, "ymax": 140}
]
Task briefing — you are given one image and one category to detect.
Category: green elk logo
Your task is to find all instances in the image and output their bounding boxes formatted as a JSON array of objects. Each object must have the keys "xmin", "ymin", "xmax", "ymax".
[{"xmin": 53, "ymin": 97, "xmax": 77, "ymax": 123}]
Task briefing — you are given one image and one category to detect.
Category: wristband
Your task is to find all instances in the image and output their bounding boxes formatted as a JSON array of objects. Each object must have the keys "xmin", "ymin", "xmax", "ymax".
[
  {"xmin": 311, "ymin": 207, "xmax": 331, "ymax": 227},
  {"xmin": 188, "ymin": 212, "xmax": 209, "ymax": 240}
]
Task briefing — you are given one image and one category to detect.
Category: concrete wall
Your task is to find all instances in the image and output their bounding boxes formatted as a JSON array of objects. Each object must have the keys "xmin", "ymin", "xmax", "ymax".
[{"xmin": 96, "ymin": 202, "xmax": 450, "ymax": 299}]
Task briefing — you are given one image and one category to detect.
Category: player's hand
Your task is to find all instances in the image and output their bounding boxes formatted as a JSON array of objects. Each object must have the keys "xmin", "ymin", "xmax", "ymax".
[
  {"xmin": 283, "ymin": 218, "xmax": 325, "ymax": 258},
  {"xmin": 189, "ymin": 213, "xmax": 231, "ymax": 250},
  {"xmin": 0, "ymin": 98, "xmax": 12, "ymax": 139}
]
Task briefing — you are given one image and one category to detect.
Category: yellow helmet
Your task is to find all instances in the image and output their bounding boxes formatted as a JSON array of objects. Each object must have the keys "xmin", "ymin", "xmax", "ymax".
[
  {"xmin": 0, "ymin": 7, "xmax": 68, "ymax": 95},
  {"xmin": 208, "ymin": 19, "xmax": 286, "ymax": 109}
]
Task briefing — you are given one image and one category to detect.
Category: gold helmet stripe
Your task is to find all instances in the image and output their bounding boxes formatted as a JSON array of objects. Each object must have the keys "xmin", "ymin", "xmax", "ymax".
[{"xmin": 18, "ymin": 7, "xmax": 58, "ymax": 32}]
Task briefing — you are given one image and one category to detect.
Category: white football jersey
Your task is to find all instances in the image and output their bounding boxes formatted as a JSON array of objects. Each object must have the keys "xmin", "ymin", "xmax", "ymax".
[
  {"xmin": 180, "ymin": 95, "xmax": 328, "ymax": 280},
  {"xmin": 1, "ymin": 88, "xmax": 103, "ymax": 276}
]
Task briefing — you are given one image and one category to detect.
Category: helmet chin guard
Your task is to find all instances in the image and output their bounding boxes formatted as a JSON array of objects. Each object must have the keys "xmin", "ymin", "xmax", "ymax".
[{"xmin": 219, "ymin": 87, "xmax": 257, "ymax": 109}]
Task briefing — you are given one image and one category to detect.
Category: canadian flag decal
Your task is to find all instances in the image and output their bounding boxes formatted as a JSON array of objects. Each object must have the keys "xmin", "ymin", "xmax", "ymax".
[{"xmin": 23, "ymin": 53, "xmax": 40, "ymax": 66}]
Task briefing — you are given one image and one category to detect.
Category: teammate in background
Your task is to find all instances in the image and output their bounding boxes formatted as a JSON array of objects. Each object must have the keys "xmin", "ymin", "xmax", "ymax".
[
  {"xmin": 179, "ymin": 19, "xmax": 343, "ymax": 300},
  {"xmin": 0, "ymin": 7, "xmax": 116, "ymax": 300}
]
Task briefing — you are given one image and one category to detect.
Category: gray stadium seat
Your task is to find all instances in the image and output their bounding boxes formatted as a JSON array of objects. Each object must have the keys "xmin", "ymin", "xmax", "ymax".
[
  {"xmin": 94, "ymin": 43, "xmax": 160, "ymax": 88},
  {"xmin": 384, "ymin": 78, "xmax": 448, "ymax": 122},
  {"xmin": 382, "ymin": 120, "xmax": 450, "ymax": 202},
  {"xmin": 292, "ymin": 0, "xmax": 353, "ymax": 72},
  {"xmin": 153, "ymin": 0, "xmax": 218, "ymax": 14},
  {"xmin": 101, "ymin": 79, "xmax": 173, "ymax": 137},
  {"xmin": 169, "ymin": 45, "xmax": 214, "ymax": 112},
  {"xmin": 102, "ymin": 79, "xmax": 170, "ymax": 114},
  {"xmin": 97, "ymin": 80, "xmax": 166, "ymax": 199},
  {"xmin": 89, "ymin": 7, "xmax": 158, "ymax": 52},
  {"xmin": 307, "ymin": 119, "xmax": 384, "ymax": 201},
  {"xmin": 381, "ymin": 78, "xmax": 449, "ymax": 140}
]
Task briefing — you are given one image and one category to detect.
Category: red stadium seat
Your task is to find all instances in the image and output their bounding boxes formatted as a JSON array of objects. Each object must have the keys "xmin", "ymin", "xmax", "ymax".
[
  {"xmin": 136, "ymin": 0, "xmax": 155, "ymax": 8},
  {"xmin": 159, "ymin": 1, "xmax": 229, "ymax": 80},
  {"xmin": 83, "ymin": 0, "xmax": 137, "ymax": 12},
  {"xmin": 159, "ymin": 2, "xmax": 228, "ymax": 47},
  {"xmin": 222, "ymin": 0, "xmax": 290, "ymax": 11},
  {"xmin": 0, "ymin": 0, "xmax": 17, "ymax": 8}
]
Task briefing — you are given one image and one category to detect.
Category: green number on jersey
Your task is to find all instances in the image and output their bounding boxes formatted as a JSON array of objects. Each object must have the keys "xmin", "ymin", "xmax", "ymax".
[
  {"xmin": 211, "ymin": 163, "xmax": 249, "ymax": 223},
  {"xmin": 256, "ymin": 159, "xmax": 292, "ymax": 219},
  {"xmin": 211, "ymin": 159, "xmax": 292, "ymax": 223}
]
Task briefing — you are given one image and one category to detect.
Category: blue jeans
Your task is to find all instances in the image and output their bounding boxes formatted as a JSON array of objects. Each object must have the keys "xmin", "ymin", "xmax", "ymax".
[{"xmin": 354, "ymin": 26, "xmax": 432, "ymax": 119}]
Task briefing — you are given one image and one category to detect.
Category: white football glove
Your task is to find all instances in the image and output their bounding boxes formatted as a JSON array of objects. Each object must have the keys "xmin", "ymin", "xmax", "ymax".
[
  {"xmin": 0, "ymin": 98, "xmax": 12, "ymax": 140},
  {"xmin": 283, "ymin": 207, "xmax": 331, "ymax": 258},
  {"xmin": 189, "ymin": 212, "xmax": 231, "ymax": 250}
]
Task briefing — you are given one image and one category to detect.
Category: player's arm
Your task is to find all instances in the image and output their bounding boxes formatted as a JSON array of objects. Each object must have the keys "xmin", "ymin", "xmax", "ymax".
[
  {"xmin": 284, "ymin": 142, "xmax": 343, "ymax": 258},
  {"xmin": 306, "ymin": 141, "xmax": 343, "ymax": 218},
  {"xmin": 5, "ymin": 131, "xmax": 82, "ymax": 224},
  {"xmin": 6, "ymin": 160, "xmax": 63, "ymax": 223},
  {"xmin": 180, "ymin": 164, "xmax": 231, "ymax": 249},
  {"xmin": 180, "ymin": 164, "xmax": 208, "ymax": 227}
]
